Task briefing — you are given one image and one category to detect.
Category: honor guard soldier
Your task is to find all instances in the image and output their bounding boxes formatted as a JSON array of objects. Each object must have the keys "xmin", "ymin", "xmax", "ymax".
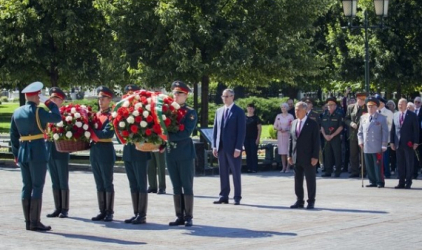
[
  {"xmin": 46, "ymin": 87, "xmax": 71, "ymax": 218},
  {"xmin": 357, "ymin": 98, "xmax": 388, "ymax": 187},
  {"xmin": 121, "ymin": 84, "xmax": 152, "ymax": 224},
  {"xmin": 166, "ymin": 81, "xmax": 197, "ymax": 227},
  {"xmin": 345, "ymin": 92, "xmax": 368, "ymax": 177},
  {"xmin": 10, "ymin": 81, "xmax": 62, "ymax": 231},
  {"xmin": 90, "ymin": 86, "xmax": 116, "ymax": 222},
  {"xmin": 320, "ymin": 97, "xmax": 344, "ymax": 177}
]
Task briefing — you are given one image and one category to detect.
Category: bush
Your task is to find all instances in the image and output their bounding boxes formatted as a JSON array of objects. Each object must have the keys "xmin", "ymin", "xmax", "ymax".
[
  {"xmin": 0, "ymin": 96, "xmax": 8, "ymax": 103},
  {"xmin": 268, "ymin": 125, "xmax": 277, "ymax": 139},
  {"xmin": 236, "ymin": 96, "xmax": 290, "ymax": 124}
]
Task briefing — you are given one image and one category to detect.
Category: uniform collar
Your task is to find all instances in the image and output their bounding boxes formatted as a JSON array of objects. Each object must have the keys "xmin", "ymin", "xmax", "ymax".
[{"xmin": 100, "ymin": 108, "xmax": 111, "ymax": 114}]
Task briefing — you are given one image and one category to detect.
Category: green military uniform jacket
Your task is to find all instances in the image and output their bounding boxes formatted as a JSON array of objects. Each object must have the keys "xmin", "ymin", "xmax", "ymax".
[
  {"xmin": 321, "ymin": 111, "xmax": 344, "ymax": 136},
  {"xmin": 345, "ymin": 103, "xmax": 368, "ymax": 141},
  {"xmin": 307, "ymin": 109, "xmax": 321, "ymax": 127}
]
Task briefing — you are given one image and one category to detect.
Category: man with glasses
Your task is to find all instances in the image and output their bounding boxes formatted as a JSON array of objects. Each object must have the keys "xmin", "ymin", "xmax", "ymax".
[
  {"xmin": 345, "ymin": 92, "xmax": 368, "ymax": 178},
  {"xmin": 413, "ymin": 96, "xmax": 422, "ymax": 179},
  {"xmin": 320, "ymin": 97, "xmax": 344, "ymax": 177},
  {"xmin": 213, "ymin": 89, "xmax": 246, "ymax": 205}
]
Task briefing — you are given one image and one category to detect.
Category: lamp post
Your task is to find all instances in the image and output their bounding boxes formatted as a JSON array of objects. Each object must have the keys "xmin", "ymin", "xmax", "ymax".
[{"xmin": 341, "ymin": 0, "xmax": 389, "ymax": 93}]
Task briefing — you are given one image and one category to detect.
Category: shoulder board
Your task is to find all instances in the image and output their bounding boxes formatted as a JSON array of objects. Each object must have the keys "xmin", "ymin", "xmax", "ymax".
[{"xmin": 186, "ymin": 106, "xmax": 194, "ymax": 110}]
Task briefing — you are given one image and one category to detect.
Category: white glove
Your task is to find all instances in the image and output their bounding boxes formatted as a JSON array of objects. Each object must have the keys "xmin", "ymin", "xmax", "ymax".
[{"xmin": 38, "ymin": 94, "xmax": 49, "ymax": 103}]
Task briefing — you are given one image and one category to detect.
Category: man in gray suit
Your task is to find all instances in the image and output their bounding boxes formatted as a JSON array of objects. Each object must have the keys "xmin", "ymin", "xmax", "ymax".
[
  {"xmin": 391, "ymin": 98, "xmax": 419, "ymax": 189},
  {"xmin": 358, "ymin": 98, "xmax": 389, "ymax": 188}
]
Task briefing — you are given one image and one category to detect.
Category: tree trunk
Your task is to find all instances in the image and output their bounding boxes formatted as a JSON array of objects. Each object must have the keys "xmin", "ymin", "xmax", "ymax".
[
  {"xmin": 50, "ymin": 62, "xmax": 59, "ymax": 87},
  {"xmin": 193, "ymin": 82, "xmax": 199, "ymax": 136},
  {"xmin": 200, "ymin": 75, "xmax": 209, "ymax": 128},
  {"xmin": 18, "ymin": 83, "xmax": 25, "ymax": 106},
  {"xmin": 396, "ymin": 82, "xmax": 402, "ymax": 99}
]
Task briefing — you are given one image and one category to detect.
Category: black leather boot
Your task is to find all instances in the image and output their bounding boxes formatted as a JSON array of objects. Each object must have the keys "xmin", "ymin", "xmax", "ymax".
[
  {"xmin": 103, "ymin": 192, "xmax": 114, "ymax": 222},
  {"xmin": 91, "ymin": 191, "xmax": 106, "ymax": 221},
  {"xmin": 59, "ymin": 190, "xmax": 69, "ymax": 218},
  {"xmin": 22, "ymin": 199, "xmax": 30, "ymax": 230},
  {"xmin": 47, "ymin": 189, "xmax": 61, "ymax": 218},
  {"xmin": 133, "ymin": 193, "xmax": 147, "ymax": 224},
  {"xmin": 124, "ymin": 193, "xmax": 138, "ymax": 223},
  {"xmin": 169, "ymin": 194, "xmax": 185, "ymax": 226},
  {"xmin": 184, "ymin": 195, "xmax": 194, "ymax": 227},
  {"xmin": 30, "ymin": 199, "xmax": 51, "ymax": 231}
]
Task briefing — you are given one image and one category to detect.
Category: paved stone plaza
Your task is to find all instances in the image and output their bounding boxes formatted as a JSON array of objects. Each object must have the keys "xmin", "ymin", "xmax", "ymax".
[{"xmin": 1, "ymin": 165, "xmax": 422, "ymax": 250}]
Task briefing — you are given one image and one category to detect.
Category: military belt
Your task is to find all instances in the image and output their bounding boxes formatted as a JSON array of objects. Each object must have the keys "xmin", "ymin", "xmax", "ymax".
[
  {"xmin": 20, "ymin": 134, "xmax": 44, "ymax": 141},
  {"xmin": 97, "ymin": 138, "xmax": 113, "ymax": 143}
]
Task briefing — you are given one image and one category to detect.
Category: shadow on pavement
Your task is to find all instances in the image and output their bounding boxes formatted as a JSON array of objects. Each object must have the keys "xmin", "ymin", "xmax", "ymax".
[
  {"xmin": 241, "ymin": 204, "xmax": 388, "ymax": 214},
  {"xmin": 180, "ymin": 225, "xmax": 297, "ymax": 238},
  {"xmin": 48, "ymin": 231, "xmax": 146, "ymax": 245}
]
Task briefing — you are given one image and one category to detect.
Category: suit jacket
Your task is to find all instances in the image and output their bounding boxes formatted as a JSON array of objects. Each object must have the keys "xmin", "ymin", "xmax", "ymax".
[
  {"xmin": 344, "ymin": 103, "xmax": 367, "ymax": 141},
  {"xmin": 212, "ymin": 104, "xmax": 246, "ymax": 154},
  {"xmin": 390, "ymin": 111, "xmax": 419, "ymax": 149},
  {"xmin": 357, "ymin": 113, "xmax": 388, "ymax": 154},
  {"xmin": 415, "ymin": 108, "xmax": 422, "ymax": 142},
  {"xmin": 288, "ymin": 117, "xmax": 320, "ymax": 166}
]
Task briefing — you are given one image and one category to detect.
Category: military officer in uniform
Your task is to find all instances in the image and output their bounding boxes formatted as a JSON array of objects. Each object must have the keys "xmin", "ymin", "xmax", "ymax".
[
  {"xmin": 90, "ymin": 86, "xmax": 116, "ymax": 222},
  {"xmin": 357, "ymin": 98, "xmax": 388, "ymax": 187},
  {"xmin": 166, "ymin": 81, "xmax": 197, "ymax": 227},
  {"xmin": 45, "ymin": 87, "xmax": 71, "ymax": 218},
  {"xmin": 121, "ymin": 84, "xmax": 152, "ymax": 224},
  {"xmin": 147, "ymin": 152, "xmax": 167, "ymax": 194},
  {"xmin": 10, "ymin": 81, "xmax": 62, "ymax": 231},
  {"xmin": 320, "ymin": 97, "xmax": 344, "ymax": 177},
  {"xmin": 345, "ymin": 92, "xmax": 368, "ymax": 177}
]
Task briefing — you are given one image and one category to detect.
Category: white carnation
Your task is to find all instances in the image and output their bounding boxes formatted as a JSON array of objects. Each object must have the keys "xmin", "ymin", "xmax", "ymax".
[
  {"xmin": 127, "ymin": 116, "xmax": 135, "ymax": 124},
  {"xmin": 83, "ymin": 124, "xmax": 89, "ymax": 130},
  {"xmin": 143, "ymin": 111, "xmax": 149, "ymax": 118},
  {"xmin": 94, "ymin": 123, "xmax": 98, "ymax": 129},
  {"xmin": 122, "ymin": 101, "xmax": 130, "ymax": 108},
  {"xmin": 162, "ymin": 115, "xmax": 167, "ymax": 120},
  {"xmin": 56, "ymin": 121, "xmax": 64, "ymax": 127},
  {"xmin": 158, "ymin": 94, "xmax": 166, "ymax": 98},
  {"xmin": 66, "ymin": 131, "xmax": 73, "ymax": 139},
  {"xmin": 84, "ymin": 131, "xmax": 91, "ymax": 139},
  {"xmin": 147, "ymin": 97, "xmax": 152, "ymax": 103},
  {"xmin": 71, "ymin": 107, "xmax": 77, "ymax": 114},
  {"xmin": 74, "ymin": 112, "xmax": 81, "ymax": 119},
  {"xmin": 134, "ymin": 94, "xmax": 140, "ymax": 100},
  {"xmin": 53, "ymin": 134, "xmax": 60, "ymax": 141},
  {"xmin": 140, "ymin": 121, "xmax": 148, "ymax": 128},
  {"xmin": 65, "ymin": 116, "xmax": 73, "ymax": 122},
  {"xmin": 112, "ymin": 112, "xmax": 117, "ymax": 118},
  {"xmin": 132, "ymin": 110, "xmax": 139, "ymax": 117},
  {"xmin": 171, "ymin": 102, "xmax": 180, "ymax": 110},
  {"xmin": 119, "ymin": 121, "xmax": 126, "ymax": 128},
  {"xmin": 134, "ymin": 103, "xmax": 143, "ymax": 110},
  {"xmin": 75, "ymin": 121, "xmax": 82, "ymax": 128},
  {"xmin": 81, "ymin": 105, "xmax": 87, "ymax": 109},
  {"xmin": 146, "ymin": 104, "xmax": 151, "ymax": 111}
]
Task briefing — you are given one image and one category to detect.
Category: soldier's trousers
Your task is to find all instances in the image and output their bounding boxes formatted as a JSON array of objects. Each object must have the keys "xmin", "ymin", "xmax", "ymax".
[
  {"xmin": 167, "ymin": 159, "xmax": 194, "ymax": 195},
  {"xmin": 364, "ymin": 153, "xmax": 382, "ymax": 185},
  {"xmin": 323, "ymin": 137, "xmax": 342, "ymax": 175},
  {"xmin": 148, "ymin": 152, "xmax": 166, "ymax": 190},
  {"xmin": 125, "ymin": 160, "xmax": 148, "ymax": 193},
  {"xmin": 48, "ymin": 158, "xmax": 69, "ymax": 190},
  {"xmin": 20, "ymin": 161, "xmax": 47, "ymax": 199}
]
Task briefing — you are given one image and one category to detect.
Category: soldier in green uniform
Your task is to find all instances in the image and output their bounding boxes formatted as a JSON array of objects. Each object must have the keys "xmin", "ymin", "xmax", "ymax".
[
  {"xmin": 166, "ymin": 80, "xmax": 197, "ymax": 227},
  {"xmin": 147, "ymin": 152, "xmax": 167, "ymax": 194},
  {"xmin": 345, "ymin": 92, "xmax": 368, "ymax": 177},
  {"xmin": 320, "ymin": 97, "xmax": 344, "ymax": 177},
  {"xmin": 121, "ymin": 84, "xmax": 152, "ymax": 224},
  {"xmin": 10, "ymin": 81, "xmax": 62, "ymax": 231},
  {"xmin": 90, "ymin": 86, "xmax": 116, "ymax": 222},
  {"xmin": 45, "ymin": 87, "xmax": 71, "ymax": 218}
]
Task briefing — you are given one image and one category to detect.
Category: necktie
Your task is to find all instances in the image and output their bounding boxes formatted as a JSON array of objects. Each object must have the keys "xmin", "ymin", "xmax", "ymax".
[
  {"xmin": 378, "ymin": 110, "xmax": 381, "ymax": 113},
  {"xmin": 370, "ymin": 116, "xmax": 373, "ymax": 122},
  {"xmin": 224, "ymin": 108, "xmax": 229, "ymax": 120},
  {"xmin": 296, "ymin": 120, "xmax": 302, "ymax": 137},
  {"xmin": 400, "ymin": 112, "xmax": 404, "ymax": 126}
]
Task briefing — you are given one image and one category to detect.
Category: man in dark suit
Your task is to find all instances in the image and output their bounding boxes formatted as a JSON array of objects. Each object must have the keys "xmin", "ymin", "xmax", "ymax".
[
  {"xmin": 213, "ymin": 89, "xmax": 246, "ymax": 205},
  {"xmin": 413, "ymin": 96, "xmax": 422, "ymax": 178},
  {"xmin": 391, "ymin": 98, "xmax": 419, "ymax": 189},
  {"xmin": 288, "ymin": 101, "xmax": 320, "ymax": 209}
]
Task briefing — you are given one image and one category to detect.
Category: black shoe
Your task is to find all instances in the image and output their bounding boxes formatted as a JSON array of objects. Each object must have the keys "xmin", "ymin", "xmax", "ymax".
[
  {"xmin": 59, "ymin": 210, "xmax": 68, "ymax": 218},
  {"xmin": 342, "ymin": 168, "xmax": 348, "ymax": 173},
  {"xmin": 103, "ymin": 213, "xmax": 113, "ymax": 222},
  {"xmin": 46, "ymin": 209, "xmax": 61, "ymax": 218},
  {"xmin": 334, "ymin": 173, "xmax": 341, "ymax": 177},
  {"xmin": 306, "ymin": 203, "xmax": 315, "ymax": 209},
  {"xmin": 169, "ymin": 217, "xmax": 185, "ymax": 226},
  {"xmin": 157, "ymin": 189, "xmax": 166, "ymax": 194},
  {"xmin": 251, "ymin": 170, "xmax": 257, "ymax": 173},
  {"xmin": 132, "ymin": 215, "xmax": 146, "ymax": 224},
  {"xmin": 30, "ymin": 222, "xmax": 51, "ymax": 231},
  {"xmin": 348, "ymin": 174, "xmax": 359, "ymax": 178},
  {"xmin": 213, "ymin": 198, "xmax": 229, "ymax": 204},
  {"xmin": 394, "ymin": 185, "xmax": 405, "ymax": 189},
  {"xmin": 365, "ymin": 184, "xmax": 377, "ymax": 187},
  {"xmin": 405, "ymin": 185, "xmax": 411, "ymax": 189},
  {"xmin": 377, "ymin": 185, "xmax": 384, "ymax": 188},
  {"xmin": 321, "ymin": 173, "xmax": 331, "ymax": 177},
  {"xmin": 234, "ymin": 200, "xmax": 240, "ymax": 205},
  {"xmin": 290, "ymin": 201, "xmax": 304, "ymax": 209},
  {"xmin": 185, "ymin": 219, "xmax": 193, "ymax": 227},
  {"xmin": 124, "ymin": 215, "xmax": 137, "ymax": 223},
  {"xmin": 147, "ymin": 188, "xmax": 157, "ymax": 193},
  {"xmin": 91, "ymin": 212, "xmax": 106, "ymax": 221}
]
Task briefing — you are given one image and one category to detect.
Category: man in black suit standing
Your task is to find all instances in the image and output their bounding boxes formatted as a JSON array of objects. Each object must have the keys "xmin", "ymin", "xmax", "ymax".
[
  {"xmin": 391, "ymin": 98, "xmax": 419, "ymax": 189},
  {"xmin": 413, "ymin": 96, "xmax": 422, "ymax": 179},
  {"xmin": 288, "ymin": 101, "xmax": 320, "ymax": 209},
  {"xmin": 213, "ymin": 89, "xmax": 246, "ymax": 205}
]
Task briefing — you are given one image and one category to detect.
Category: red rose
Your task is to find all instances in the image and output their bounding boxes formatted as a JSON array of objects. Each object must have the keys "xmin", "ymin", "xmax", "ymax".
[
  {"xmin": 164, "ymin": 118, "xmax": 171, "ymax": 127},
  {"xmin": 179, "ymin": 124, "xmax": 185, "ymax": 131},
  {"xmin": 162, "ymin": 105, "xmax": 168, "ymax": 113},
  {"xmin": 407, "ymin": 141, "xmax": 413, "ymax": 148},
  {"xmin": 146, "ymin": 115, "xmax": 153, "ymax": 123},
  {"xmin": 153, "ymin": 124, "xmax": 162, "ymax": 134},
  {"xmin": 137, "ymin": 107, "xmax": 143, "ymax": 113},
  {"xmin": 128, "ymin": 107, "xmax": 134, "ymax": 113},
  {"xmin": 169, "ymin": 105, "xmax": 175, "ymax": 111},
  {"xmin": 130, "ymin": 125, "xmax": 139, "ymax": 134},
  {"xmin": 122, "ymin": 130, "xmax": 130, "ymax": 137},
  {"xmin": 135, "ymin": 116, "xmax": 142, "ymax": 123},
  {"xmin": 145, "ymin": 128, "xmax": 152, "ymax": 136}
]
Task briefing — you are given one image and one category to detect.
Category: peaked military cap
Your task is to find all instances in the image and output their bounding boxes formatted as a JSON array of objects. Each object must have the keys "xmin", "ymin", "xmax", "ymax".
[
  {"xmin": 326, "ymin": 97, "xmax": 337, "ymax": 104},
  {"xmin": 366, "ymin": 97, "xmax": 380, "ymax": 107},
  {"xmin": 124, "ymin": 84, "xmax": 140, "ymax": 94},
  {"xmin": 22, "ymin": 81, "xmax": 43, "ymax": 96},
  {"xmin": 96, "ymin": 86, "xmax": 113, "ymax": 98},
  {"xmin": 302, "ymin": 97, "xmax": 314, "ymax": 104},
  {"xmin": 356, "ymin": 92, "xmax": 368, "ymax": 98},
  {"xmin": 171, "ymin": 80, "xmax": 191, "ymax": 94},
  {"xmin": 49, "ymin": 87, "xmax": 66, "ymax": 100},
  {"xmin": 374, "ymin": 94, "xmax": 386, "ymax": 104}
]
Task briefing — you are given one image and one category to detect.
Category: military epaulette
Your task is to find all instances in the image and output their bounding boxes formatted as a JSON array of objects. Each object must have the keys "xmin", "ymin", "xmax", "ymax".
[{"xmin": 185, "ymin": 106, "xmax": 194, "ymax": 110}]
